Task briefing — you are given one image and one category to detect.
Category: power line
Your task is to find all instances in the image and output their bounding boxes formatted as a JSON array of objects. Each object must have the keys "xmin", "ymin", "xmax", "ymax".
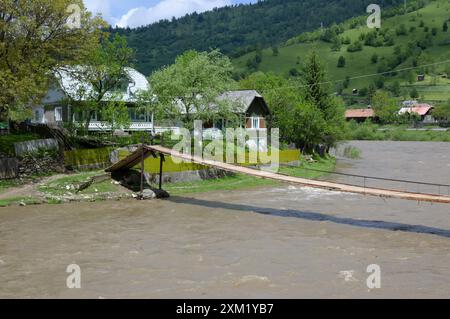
[
  {"xmin": 252, "ymin": 59, "xmax": 450, "ymax": 93},
  {"xmin": 151, "ymin": 58, "xmax": 450, "ymax": 98}
]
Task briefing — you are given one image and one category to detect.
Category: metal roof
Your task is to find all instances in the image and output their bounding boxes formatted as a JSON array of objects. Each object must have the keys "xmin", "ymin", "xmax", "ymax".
[
  {"xmin": 398, "ymin": 104, "xmax": 433, "ymax": 116},
  {"xmin": 345, "ymin": 108, "xmax": 375, "ymax": 118},
  {"xmin": 54, "ymin": 66, "xmax": 149, "ymax": 103}
]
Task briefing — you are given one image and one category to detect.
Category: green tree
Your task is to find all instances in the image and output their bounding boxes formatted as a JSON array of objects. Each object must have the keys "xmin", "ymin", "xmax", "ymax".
[
  {"xmin": 410, "ymin": 87, "xmax": 419, "ymax": 99},
  {"xmin": 371, "ymin": 91, "xmax": 399, "ymax": 124},
  {"xmin": 62, "ymin": 34, "xmax": 134, "ymax": 132},
  {"xmin": 301, "ymin": 51, "xmax": 345, "ymax": 151},
  {"xmin": 433, "ymin": 99, "xmax": 450, "ymax": 124},
  {"xmin": 150, "ymin": 50, "xmax": 237, "ymax": 130},
  {"xmin": 389, "ymin": 81, "xmax": 401, "ymax": 97},
  {"xmin": 272, "ymin": 45, "xmax": 279, "ymax": 56},
  {"xmin": 330, "ymin": 37, "xmax": 342, "ymax": 51},
  {"xmin": 100, "ymin": 99, "xmax": 131, "ymax": 136},
  {"xmin": 0, "ymin": 0, "xmax": 105, "ymax": 122},
  {"xmin": 371, "ymin": 53, "xmax": 379, "ymax": 64},
  {"xmin": 443, "ymin": 21, "xmax": 448, "ymax": 32},
  {"xmin": 337, "ymin": 56, "xmax": 346, "ymax": 68}
]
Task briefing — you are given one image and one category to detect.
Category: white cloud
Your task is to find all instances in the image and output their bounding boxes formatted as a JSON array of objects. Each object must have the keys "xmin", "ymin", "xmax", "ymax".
[
  {"xmin": 83, "ymin": 0, "xmax": 118, "ymax": 25},
  {"xmin": 116, "ymin": 0, "xmax": 232, "ymax": 28}
]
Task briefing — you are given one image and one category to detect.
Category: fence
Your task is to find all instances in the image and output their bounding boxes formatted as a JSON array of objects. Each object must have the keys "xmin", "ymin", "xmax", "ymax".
[
  {"xmin": 280, "ymin": 163, "xmax": 450, "ymax": 197},
  {"xmin": 0, "ymin": 158, "xmax": 19, "ymax": 179}
]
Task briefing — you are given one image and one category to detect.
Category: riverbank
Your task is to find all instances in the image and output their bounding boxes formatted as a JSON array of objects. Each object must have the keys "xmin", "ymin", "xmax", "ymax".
[
  {"xmin": 0, "ymin": 155, "xmax": 336, "ymax": 207},
  {"xmin": 346, "ymin": 123, "xmax": 450, "ymax": 142}
]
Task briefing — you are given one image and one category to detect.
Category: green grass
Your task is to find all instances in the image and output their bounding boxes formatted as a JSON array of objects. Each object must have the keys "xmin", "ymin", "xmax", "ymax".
[
  {"xmin": 0, "ymin": 196, "xmax": 41, "ymax": 207},
  {"xmin": 0, "ymin": 179, "xmax": 19, "ymax": 192},
  {"xmin": 346, "ymin": 122, "xmax": 450, "ymax": 141},
  {"xmin": 38, "ymin": 171, "xmax": 118, "ymax": 196},
  {"xmin": 234, "ymin": 0, "xmax": 450, "ymax": 102},
  {"xmin": 0, "ymin": 133, "xmax": 40, "ymax": 156},
  {"xmin": 165, "ymin": 155, "xmax": 336, "ymax": 195}
]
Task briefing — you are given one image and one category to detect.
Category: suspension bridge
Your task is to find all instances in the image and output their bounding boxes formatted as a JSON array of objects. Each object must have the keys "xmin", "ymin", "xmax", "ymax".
[{"xmin": 107, "ymin": 144, "xmax": 450, "ymax": 204}]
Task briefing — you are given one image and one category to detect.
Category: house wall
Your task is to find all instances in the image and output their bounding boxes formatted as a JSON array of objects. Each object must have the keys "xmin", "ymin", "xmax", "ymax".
[{"xmin": 245, "ymin": 99, "xmax": 269, "ymax": 129}]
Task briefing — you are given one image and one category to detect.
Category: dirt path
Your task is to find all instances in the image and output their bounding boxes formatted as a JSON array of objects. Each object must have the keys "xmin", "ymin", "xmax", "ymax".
[{"xmin": 0, "ymin": 174, "xmax": 67, "ymax": 200}]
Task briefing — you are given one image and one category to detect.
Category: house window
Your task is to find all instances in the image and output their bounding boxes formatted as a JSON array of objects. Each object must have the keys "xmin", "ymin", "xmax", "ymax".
[
  {"xmin": 128, "ymin": 108, "xmax": 147, "ymax": 122},
  {"xmin": 35, "ymin": 109, "xmax": 43, "ymax": 123},
  {"xmin": 252, "ymin": 117, "xmax": 260, "ymax": 129},
  {"xmin": 55, "ymin": 107, "xmax": 63, "ymax": 122}
]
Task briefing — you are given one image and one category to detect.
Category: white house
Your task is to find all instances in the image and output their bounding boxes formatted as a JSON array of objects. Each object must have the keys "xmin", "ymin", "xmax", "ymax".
[
  {"xmin": 31, "ymin": 67, "xmax": 159, "ymax": 132},
  {"xmin": 31, "ymin": 68, "xmax": 271, "ymax": 144}
]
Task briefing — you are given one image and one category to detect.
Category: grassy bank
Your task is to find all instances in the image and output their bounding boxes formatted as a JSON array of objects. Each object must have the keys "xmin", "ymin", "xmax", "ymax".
[
  {"xmin": 165, "ymin": 156, "xmax": 336, "ymax": 195},
  {"xmin": 0, "ymin": 155, "xmax": 336, "ymax": 206},
  {"xmin": 346, "ymin": 122, "xmax": 450, "ymax": 141}
]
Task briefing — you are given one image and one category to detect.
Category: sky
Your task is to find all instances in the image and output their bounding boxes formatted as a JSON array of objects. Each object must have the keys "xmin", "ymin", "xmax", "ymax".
[{"xmin": 83, "ymin": 0, "xmax": 257, "ymax": 28}]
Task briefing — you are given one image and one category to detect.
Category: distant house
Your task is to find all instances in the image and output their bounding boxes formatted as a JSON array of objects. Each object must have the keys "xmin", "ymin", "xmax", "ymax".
[
  {"xmin": 398, "ymin": 103, "xmax": 435, "ymax": 122},
  {"xmin": 417, "ymin": 74, "xmax": 425, "ymax": 81},
  {"xmin": 345, "ymin": 108, "xmax": 376, "ymax": 122},
  {"xmin": 216, "ymin": 90, "xmax": 270, "ymax": 130}
]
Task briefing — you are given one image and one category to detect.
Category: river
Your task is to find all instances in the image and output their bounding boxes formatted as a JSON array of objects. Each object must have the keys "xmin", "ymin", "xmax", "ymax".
[{"xmin": 0, "ymin": 141, "xmax": 449, "ymax": 298}]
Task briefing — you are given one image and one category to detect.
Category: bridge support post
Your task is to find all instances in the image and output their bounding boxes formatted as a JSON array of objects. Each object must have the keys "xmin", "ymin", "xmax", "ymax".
[{"xmin": 159, "ymin": 154, "xmax": 165, "ymax": 190}]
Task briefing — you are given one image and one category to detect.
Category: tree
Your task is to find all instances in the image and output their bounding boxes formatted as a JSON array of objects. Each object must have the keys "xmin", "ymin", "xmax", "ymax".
[
  {"xmin": 343, "ymin": 76, "xmax": 350, "ymax": 89},
  {"xmin": 150, "ymin": 50, "xmax": 237, "ymax": 130},
  {"xmin": 100, "ymin": 99, "xmax": 131, "ymax": 136},
  {"xmin": 0, "ymin": 0, "xmax": 105, "ymax": 122},
  {"xmin": 272, "ymin": 45, "xmax": 279, "ymax": 56},
  {"xmin": 388, "ymin": 81, "xmax": 401, "ymax": 97},
  {"xmin": 433, "ymin": 99, "xmax": 450, "ymax": 124},
  {"xmin": 337, "ymin": 56, "xmax": 346, "ymax": 68},
  {"xmin": 330, "ymin": 37, "xmax": 342, "ymax": 51},
  {"xmin": 371, "ymin": 91, "xmax": 398, "ymax": 124},
  {"xmin": 289, "ymin": 68, "xmax": 300, "ymax": 77},
  {"xmin": 301, "ymin": 51, "xmax": 345, "ymax": 151},
  {"xmin": 443, "ymin": 21, "xmax": 448, "ymax": 32},
  {"xmin": 61, "ymin": 34, "xmax": 134, "ymax": 132},
  {"xmin": 371, "ymin": 53, "xmax": 379, "ymax": 64},
  {"xmin": 410, "ymin": 87, "xmax": 419, "ymax": 99}
]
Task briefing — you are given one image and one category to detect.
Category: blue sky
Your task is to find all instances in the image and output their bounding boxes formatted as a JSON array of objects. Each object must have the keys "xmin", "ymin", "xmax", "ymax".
[{"xmin": 84, "ymin": 0, "xmax": 256, "ymax": 28}]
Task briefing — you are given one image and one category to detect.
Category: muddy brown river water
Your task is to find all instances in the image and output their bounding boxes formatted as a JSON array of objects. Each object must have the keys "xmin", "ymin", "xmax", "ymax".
[{"xmin": 0, "ymin": 141, "xmax": 449, "ymax": 298}]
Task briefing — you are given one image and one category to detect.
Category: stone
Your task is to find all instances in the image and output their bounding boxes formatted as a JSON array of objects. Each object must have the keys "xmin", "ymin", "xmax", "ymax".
[
  {"xmin": 141, "ymin": 189, "xmax": 156, "ymax": 200},
  {"xmin": 153, "ymin": 189, "xmax": 170, "ymax": 199}
]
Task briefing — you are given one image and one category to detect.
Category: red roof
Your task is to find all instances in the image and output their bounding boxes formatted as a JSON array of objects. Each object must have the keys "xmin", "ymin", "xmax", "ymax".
[
  {"xmin": 399, "ymin": 104, "xmax": 433, "ymax": 116},
  {"xmin": 345, "ymin": 108, "xmax": 375, "ymax": 118}
]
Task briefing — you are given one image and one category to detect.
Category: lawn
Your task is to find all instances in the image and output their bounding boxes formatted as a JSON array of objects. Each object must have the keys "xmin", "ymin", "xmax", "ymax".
[
  {"xmin": 165, "ymin": 156, "xmax": 336, "ymax": 195},
  {"xmin": 346, "ymin": 122, "xmax": 450, "ymax": 141}
]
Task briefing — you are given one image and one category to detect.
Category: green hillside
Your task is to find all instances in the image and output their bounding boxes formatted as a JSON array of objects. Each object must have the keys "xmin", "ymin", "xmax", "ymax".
[
  {"xmin": 234, "ymin": 0, "xmax": 450, "ymax": 104},
  {"xmin": 114, "ymin": 0, "xmax": 404, "ymax": 75}
]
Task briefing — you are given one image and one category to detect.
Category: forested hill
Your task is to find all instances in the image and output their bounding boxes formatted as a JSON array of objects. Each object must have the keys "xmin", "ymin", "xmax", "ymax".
[{"xmin": 112, "ymin": 0, "xmax": 404, "ymax": 75}]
